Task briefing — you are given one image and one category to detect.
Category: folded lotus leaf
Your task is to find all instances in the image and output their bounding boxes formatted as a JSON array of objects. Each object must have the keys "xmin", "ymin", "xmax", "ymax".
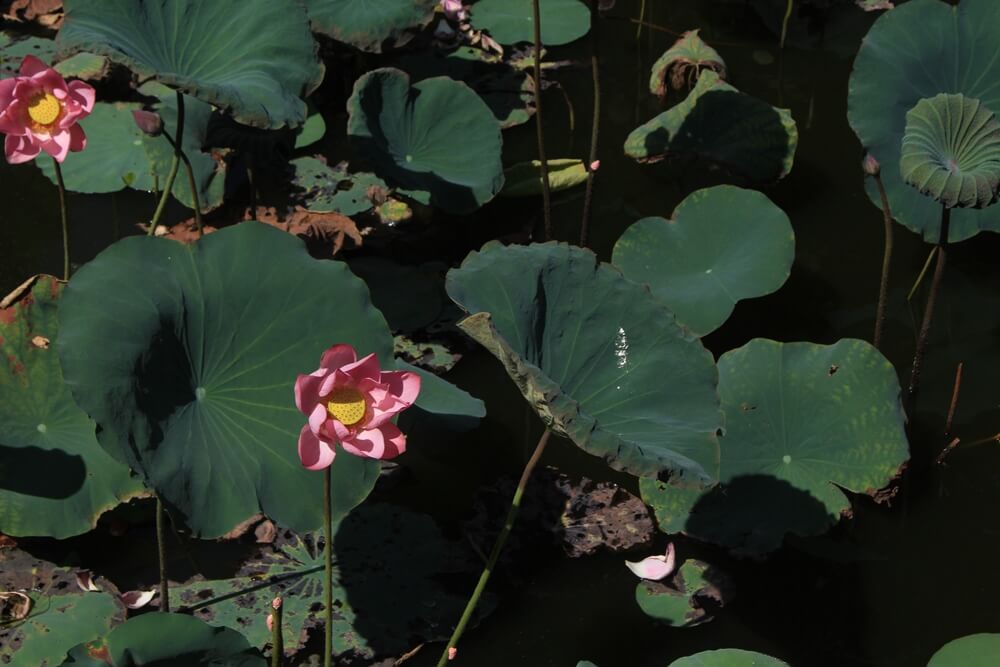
[
  {"xmin": 848, "ymin": 0, "xmax": 1000, "ymax": 241},
  {"xmin": 900, "ymin": 94, "xmax": 1000, "ymax": 209},
  {"xmin": 649, "ymin": 30, "xmax": 726, "ymax": 98},
  {"xmin": 305, "ymin": 0, "xmax": 437, "ymax": 52},
  {"xmin": 626, "ymin": 71, "xmax": 797, "ymax": 183},
  {"xmin": 446, "ymin": 242, "xmax": 722, "ymax": 486}
]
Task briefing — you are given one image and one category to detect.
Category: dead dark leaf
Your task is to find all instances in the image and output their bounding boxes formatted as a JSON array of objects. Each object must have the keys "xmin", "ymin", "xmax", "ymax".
[
  {"xmin": 254, "ymin": 520, "xmax": 277, "ymax": 544},
  {"xmin": 248, "ymin": 205, "xmax": 363, "ymax": 256},
  {"xmin": 2, "ymin": 0, "xmax": 63, "ymax": 27},
  {"xmin": 0, "ymin": 592, "xmax": 32, "ymax": 622}
]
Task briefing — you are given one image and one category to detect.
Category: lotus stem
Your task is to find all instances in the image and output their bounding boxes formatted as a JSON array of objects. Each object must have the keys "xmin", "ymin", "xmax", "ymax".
[
  {"xmin": 437, "ymin": 428, "xmax": 553, "ymax": 667},
  {"xmin": 907, "ymin": 246, "xmax": 937, "ymax": 304},
  {"xmin": 635, "ymin": 0, "xmax": 646, "ymax": 41},
  {"xmin": 872, "ymin": 171, "xmax": 895, "ymax": 350},
  {"xmin": 580, "ymin": 0, "xmax": 601, "ymax": 247},
  {"xmin": 532, "ymin": 0, "xmax": 553, "ymax": 240},
  {"xmin": 780, "ymin": 0, "xmax": 793, "ymax": 50},
  {"xmin": 51, "ymin": 158, "xmax": 69, "ymax": 280},
  {"xmin": 270, "ymin": 597, "xmax": 284, "ymax": 667},
  {"xmin": 323, "ymin": 466, "xmax": 333, "ymax": 667},
  {"xmin": 160, "ymin": 94, "xmax": 202, "ymax": 236},
  {"xmin": 148, "ymin": 90, "xmax": 186, "ymax": 236},
  {"xmin": 944, "ymin": 361, "xmax": 963, "ymax": 437},
  {"xmin": 156, "ymin": 496, "xmax": 169, "ymax": 612},
  {"xmin": 907, "ymin": 206, "xmax": 950, "ymax": 402},
  {"xmin": 247, "ymin": 153, "xmax": 257, "ymax": 217}
]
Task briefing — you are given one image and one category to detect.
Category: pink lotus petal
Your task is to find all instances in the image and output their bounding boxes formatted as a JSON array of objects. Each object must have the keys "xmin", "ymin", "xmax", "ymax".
[
  {"xmin": 448, "ymin": 647, "xmax": 458, "ymax": 660},
  {"xmin": 41, "ymin": 129, "xmax": 72, "ymax": 163},
  {"xmin": 67, "ymin": 123, "xmax": 86, "ymax": 152},
  {"xmin": 272, "ymin": 596, "xmax": 282, "ymax": 610},
  {"xmin": 590, "ymin": 160, "xmax": 601, "ymax": 172},
  {"xmin": 0, "ymin": 78, "xmax": 16, "ymax": 113},
  {"xmin": 319, "ymin": 344, "xmax": 356, "ymax": 371},
  {"xmin": 340, "ymin": 427, "xmax": 386, "ymax": 459},
  {"xmin": 625, "ymin": 542, "xmax": 676, "ymax": 580},
  {"xmin": 5, "ymin": 134, "xmax": 40, "ymax": 164},
  {"xmin": 66, "ymin": 79, "xmax": 96, "ymax": 113},
  {"xmin": 298, "ymin": 424, "xmax": 336, "ymax": 470},
  {"xmin": 379, "ymin": 370, "xmax": 421, "ymax": 406},
  {"xmin": 295, "ymin": 372, "xmax": 326, "ymax": 414},
  {"xmin": 121, "ymin": 589, "xmax": 157, "ymax": 609},
  {"xmin": 19, "ymin": 54, "xmax": 48, "ymax": 77},
  {"xmin": 341, "ymin": 352, "xmax": 380, "ymax": 383},
  {"xmin": 308, "ymin": 403, "xmax": 327, "ymax": 435},
  {"xmin": 76, "ymin": 570, "xmax": 100, "ymax": 592}
]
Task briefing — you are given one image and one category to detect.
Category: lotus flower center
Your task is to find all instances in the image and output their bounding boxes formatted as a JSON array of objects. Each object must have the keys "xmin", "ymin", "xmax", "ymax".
[
  {"xmin": 326, "ymin": 386, "xmax": 366, "ymax": 426},
  {"xmin": 28, "ymin": 92, "xmax": 61, "ymax": 126}
]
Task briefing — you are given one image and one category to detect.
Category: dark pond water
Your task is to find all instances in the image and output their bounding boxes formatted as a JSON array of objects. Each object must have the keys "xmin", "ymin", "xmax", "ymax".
[{"xmin": 4, "ymin": 1, "xmax": 1000, "ymax": 665}]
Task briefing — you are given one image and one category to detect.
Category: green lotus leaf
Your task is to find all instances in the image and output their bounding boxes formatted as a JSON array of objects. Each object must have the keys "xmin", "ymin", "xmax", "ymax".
[
  {"xmin": 347, "ymin": 68, "xmax": 504, "ymax": 214},
  {"xmin": 60, "ymin": 613, "xmax": 265, "ymax": 666},
  {"xmin": 34, "ymin": 102, "xmax": 148, "ymax": 193},
  {"xmin": 471, "ymin": 0, "xmax": 590, "ymax": 46},
  {"xmin": 612, "ymin": 186, "xmax": 794, "ymax": 336},
  {"xmin": 641, "ymin": 338, "xmax": 909, "ymax": 556},
  {"xmin": 847, "ymin": 0, "xmax": 1000, "ymax": 241},
  {"xmin": 2, "ymin": 592, "xmax": 123, "ymax": 667},
  {"xmin": 900, "ymin": 94, "xmax": 1000, "ymax": 209},
  {"xmin": 57, "ymin": 223, "xmax": 392, "ymax": 538},
  {"xmin": 174, "ymin": 504, "xmax": 491, "ymax": 660},
  {"xmin": 650, "ymin": 30, "xmax": 726, "ymax": 98},
  {"xmin": 928, "ymin": 634, "xmax": 1000, "ymax": 667},
  {"xmin": 446, "ymin": 242, "xmax": 723, "ymax": 485},
  {"xmin": 57, "ymin": 0, "xmax": 323, "ymax": 129},
  {"xmin": 0, "ymin": 276, "xmax": 144, "ymax": 539},
  {"xmin": 291, "ymin": 157, "xmax": 392, "ymax": 216},
  {"xmin": 502, "ymin": 159, "xmax": 588, "ymax": 197},
  {"xmin": 306, "ymin": 0, "xmax": 438, "ymax": 52},
  {"xmin": 669, "ymin": 649, "xmax": 790, "ymax": 667},
  {"xmin": 0, "ymin": 34, "xmax": 108, "ymax": 80},
  {"xmin": 399, "ymin": 46, "xmax": 536, "ymax": 129},
  {"xmin": 635, "ymin": 560, "xmax": 720, "ymax": 626},
  {"xmin": 398, "ymin": 360, "xmax": 485, "ymax": 418},
  {"xmin": 626, "ymin": 70, "xmax": 798, "ymax": 183},
  {"xmin": 295, "ymin": 107, "xmax": 327, "ymax": 149}
]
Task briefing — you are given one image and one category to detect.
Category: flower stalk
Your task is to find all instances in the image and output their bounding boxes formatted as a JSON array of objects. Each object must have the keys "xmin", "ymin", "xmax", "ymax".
[
  {"xmin": 52, "ymin": 158, "xmax": 70, "ymax": 280},
  {"xmin": 908, "ymin": 205, "xmax": 950, "ymax": 402},
  {"xmin": 156, "ymin": 496, "xmax": 169, "ymax": 612},
  {"xmin": 323, "ymin": 467, "xmax": 333, "ymax": 667},
  {"xmin": 437, "ymin": 428, "xmax": 553, "ymax": 667},
  {"xmin": 532, "ymin": 0, "xmax": 552, "ymax": 240},
  {"xmin": 148, "ymin": 93, "xmax": 186, "ymax": 236},
  {"xmin": 580, "ymin": 0, "xmax": 601, "ymax": 247}
]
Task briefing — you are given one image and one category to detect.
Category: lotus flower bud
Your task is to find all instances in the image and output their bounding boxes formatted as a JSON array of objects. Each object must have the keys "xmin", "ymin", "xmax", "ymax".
[
  {"xmin": 132, "ymin": 109, "xmax": 163, "ymax": 136},
  {"xmin": 862, "ymin": 153, "xmax": 880, "ymax": 177}
]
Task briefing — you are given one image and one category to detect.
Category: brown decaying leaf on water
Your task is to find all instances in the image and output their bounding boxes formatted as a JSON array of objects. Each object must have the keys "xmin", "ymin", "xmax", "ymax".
[
  {"xmin": 1, "ymin": 0, "xmax": 63, "ymax": 27},
  {"xmin": 246, "ymin": 206, "xmax": 364, "ymax": 256}
]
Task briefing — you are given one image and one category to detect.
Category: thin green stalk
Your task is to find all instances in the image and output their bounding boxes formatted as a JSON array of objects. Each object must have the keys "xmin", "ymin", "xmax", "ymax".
[
  {"xmin": 636, "ymin": 0, "xmax": 646, "ymax": 41},
  {"xmin": 52, "ymin": 158, "xmax": 69, "ymax": 280},
  {"xmin": 161, "ymin": 94, "xmax": 202, "ymax": 236},
  {"xmin": 872, "ymin": 171, "xmax": 894, "ymax": 350},
  {"xmin": 323, "ymin": 467, "xmax": 332, "ymax": 667},
  {"xmin": 532, "ymin": 0, "xmax": 552, "ymax": 240},
  {"xmin": 580, "ymin": 0, "xmax": 601, "ymax": 247},
  {"xmin": 148, "ymin": 91, "xmax": 186, "ymax": 236},
  {"xmin": 907, "ymin": 206, "xmax": 950, "ymax": 402},
  {"xmin": 780, "ymin": 0, "xmax": 793, "ymax": 49},
  {"xmin": 156, "ymin": 496, "xmax": 169, "ymax": 612},
  {"xmin": 437, "ymin": 429, "xmax": 553, "ymax": 667},
  {"xmin": 247, "ymin": 153, "xmax": 257, "ymax": 216},
  {"xmin": 907, "ymin": 246, "xmax": 938, "ymax": 303},
  {"xmin": 270, "ymin": 597, "xmax": 284, "ymax": 667}
]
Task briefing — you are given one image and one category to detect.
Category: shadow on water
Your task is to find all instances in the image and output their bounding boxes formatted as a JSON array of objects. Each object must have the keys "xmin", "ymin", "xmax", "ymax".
[{"xmin": 0, "ymin": 444, "xmax": 85, "ymax": 498}]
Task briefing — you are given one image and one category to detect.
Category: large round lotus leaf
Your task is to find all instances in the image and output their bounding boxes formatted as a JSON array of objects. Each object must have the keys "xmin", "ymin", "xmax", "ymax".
[
  {"xmin": 669, "ymin": 649, "xmax": 790, "ymax": 667},
  {"xmin": 471, "ymin": 0, "xmax": 590, "ymax": 46},
  {"xmin": 642, "ymin": 338, "xmax": 909, "ymax": 556},
  {"xmin": 650, "ymin": 30, "xmax": 726, "ymax": 98},
  {"xmin": 847, "ymin": 0, "xmax": 1000, "ymax": 241},
  {"xmin": 35, "ymin": 102, "xmax": 148, "ymax": 193},
  {"xmin": 612, "ymin": 186, "xmax": 794, "ymax": 336},
  {"xmin": 60, "ymin": 613, "xmax": 264, "ymax": 666},
  {"xmin": 305, "ymin": 0, "xmax": 437, "ymax": 52},
  {"xmin": 174, "ymin": 504, "xmax": 491, "ymax": 660},
  {"xmin": 446, "ymin": 242, "xmax": 723, "ymax": 485},
  {"xmin": 347, "ymin": 68, "xmax": 504, "ymax": 214},
  {"xmin": 0, "ymin": 276, "xmax": 144, "ymax": 538},
  {"xmin": 927, "ymin": 634, "xmax": 1000, "ymax": 667},
  {"xmin": 626, "ymin": 71, "xmax": 798, "ymax": 183},
  {"xmin": 57, "ymin": 0, "xmax": 323, "ymax": 129},
  {"xmin": 57, "ymin": 223, "xmax": 392, "ymax": 538},
  {"xmin": 900, "ymin": 94, "xmax": 1000, "ymax": 210},
  {"xmin": 399, "ymin": 46, "xmax": 536, "ymax": 129}
]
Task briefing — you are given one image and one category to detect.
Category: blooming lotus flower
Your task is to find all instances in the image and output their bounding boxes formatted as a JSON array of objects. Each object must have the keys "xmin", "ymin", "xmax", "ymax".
[
  {"xmin": 625, "ymin": 542, "xmax": 676, "ymax": 580},
  {"xmin": 295, "ymin": 344, "xmax": 420, "ymax": 470},
  {"xmin": 0, "ymin": 55, "xmax": 95, "ymax": 164}
]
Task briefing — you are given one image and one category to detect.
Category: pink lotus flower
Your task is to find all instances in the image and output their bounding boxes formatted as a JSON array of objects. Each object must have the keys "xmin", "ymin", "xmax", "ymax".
[
  {"xmin": 625, "ymin": 543, "xmax": 676, "ymax": 580},
  {"xmin": 0, "ymin": 55, "xmax": 95, "ymax": 164},
  {"xmin": 295, "ymin": 344, "xmax": 420, "ymax": 470}
]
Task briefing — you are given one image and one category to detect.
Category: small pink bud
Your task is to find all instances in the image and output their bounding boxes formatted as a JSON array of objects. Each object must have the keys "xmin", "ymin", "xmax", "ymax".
[
  {"xmin": 862, "ymin": 153, "xmax": 880, "ymax": 176},
  {"xmin": 132, "ymin": 109, "xmax": 163, "ymax": 136},
  {"xmin": 267, "ymin": 613, "xmax": 274, "ymax": 632},
  {"xmin": 625, "ymin": 542, "xmax": 676, "ymax": 580},
  {"xmin": 589, "ymin": 160, "xmax": 600, "ymax": 172},
  {"xmin": 272, "ymin": 597, "xmax": 282, "ymax": 610},
  {"xmin": 448, "ymin": 647, "xmax": 458, "ymax": 660}
]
